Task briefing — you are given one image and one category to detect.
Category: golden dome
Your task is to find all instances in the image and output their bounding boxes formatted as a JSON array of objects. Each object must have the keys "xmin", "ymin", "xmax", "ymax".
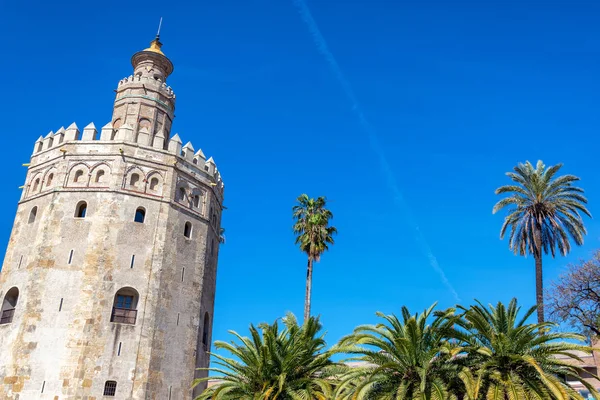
[{"xmin": 143, "ymin": 37, "xmax": 165, "ymax": 56}]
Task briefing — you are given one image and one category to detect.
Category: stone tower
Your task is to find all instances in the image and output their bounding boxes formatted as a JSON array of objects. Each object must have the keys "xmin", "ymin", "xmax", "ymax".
[{"xmin": 0, "ymin": 35, "xmax": 224, "ymax": 399}]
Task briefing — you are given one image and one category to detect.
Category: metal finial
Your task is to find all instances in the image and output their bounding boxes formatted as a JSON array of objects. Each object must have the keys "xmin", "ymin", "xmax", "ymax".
[{"xmin": 156, "ymin": 17, "xmax": 163, "ymax": 38}]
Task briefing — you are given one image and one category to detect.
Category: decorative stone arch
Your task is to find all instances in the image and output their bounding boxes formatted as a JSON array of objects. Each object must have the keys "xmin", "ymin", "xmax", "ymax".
[
  {"xmin": 124, "ymin": 165, "xmax": 145, "ymax": 192},
  {"xmin": 89, "ymin": 162, "xmax": 112, "ymax": 187},
  {"xmin": 67, "ymin": 163, "xmax": 91, "ymax": 187},
  {"xmin": 28, "ymin": 172, "xmax": 43, "ymax": 196},
  {"xmin": 145, "ymin": 171, "xmax": 164, "ymax": 195},
  {"xmin": 42, "ymin": 167, "xmax": 58, "ymax": 191}
]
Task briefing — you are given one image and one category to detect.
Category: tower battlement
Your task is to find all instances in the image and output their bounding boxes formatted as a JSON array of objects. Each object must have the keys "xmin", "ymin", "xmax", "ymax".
[{"xmin": 30, "ymin": 122, "xmax": 224, "ymax": 192}]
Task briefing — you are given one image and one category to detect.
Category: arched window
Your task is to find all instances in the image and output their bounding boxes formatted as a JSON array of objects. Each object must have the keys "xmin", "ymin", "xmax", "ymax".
[
  {"xmin": 149, "ymin": 178, "xmax": 159, "ymax": 191},
  {"xmin": 193, "ymin": 195, "xmax": 200, "ymax": 208},
  {"xmin": 184, "ymin": 222, "xmax": 192, "ymax": 239},
  {"xmin": 178, "ymin": 187, "xmax": 186, "ymax": 202},
  {"xmin": 1, "ymin": 287, "xmax": 19, "ymax": 325},
  {"xmin": 193, "ymin": 158, "xmax": 198, "ymax": 165},
  {"xmin": 74, "ymin": 170, "xmax": 84, "ymax": 183},
  {"xmin": 111, "ymin": 287, "xmax": 139, "ymax": 325},
  {"xmin": 181, "ymin": 150, "xmax": 186, "ymax": 158},
  {"xmin": 28, "ymin": 207, "xmax": 37, "ymax": 224},
  {"xmin": 46, "ymin": 173, "xmax": 54, "ymax": 187},
  {"xmin": 36, "ymin": 142, "xmax": 43, "ymax": 153},
  {"xmin": 32, "ymin": 178, "xmax": 40, "ymax": 192},
  {"xmin": 95, "ymin": 170, "xmax": 105, "ymax": 183},
  {"xmin": 130, "ymin": 173, "xmax": 140, "ymax": 188},
  {"xmin": 134, "ymin": 207, "xmax": 145, "ymax": 223},
  {"xmin": 103, "ymin": 381, "xmax": 117, "ymax": 397},
  {"xmin": 75, "ymin": 201, "xmax": 87, "ymax": 218},
  {"xmin": 202, "ymin": 312, "xmax": 210, "ymax": 349}
]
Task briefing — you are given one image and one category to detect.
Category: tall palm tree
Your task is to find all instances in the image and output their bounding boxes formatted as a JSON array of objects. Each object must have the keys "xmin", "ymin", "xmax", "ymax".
[
  {"xmin": 493, "ymin": 160, "xmax": 590, "ymax": 323},
  {"xmin": 456, "ymin": 298, "xmax": 599, "ymax": 400},
  {"xmin": 192, "ymin": 313, "xmax": 344, "ymax": 400},
  {"xmin": 293, "ymin": 194, "xmax": 337, "ymax": 322},
  {"xmin": 335, "ymin": 304, "xmax": 461, "ymax": 400}
]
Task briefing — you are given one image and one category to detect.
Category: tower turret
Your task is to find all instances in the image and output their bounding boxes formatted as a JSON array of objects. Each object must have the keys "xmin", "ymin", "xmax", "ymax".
[
  {"xmin": 112, "ymin": 35, "xmax": 176, "ymax": 145},
  {"xmin": 0, "ymin": 35, "xmax": 224, "ymax": 399}
]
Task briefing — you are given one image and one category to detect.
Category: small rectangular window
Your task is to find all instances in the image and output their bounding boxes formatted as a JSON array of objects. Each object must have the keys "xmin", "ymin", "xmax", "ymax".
[
  {"xmin": 104, "ymin": 381, "xmax": 117, "ymax": 396},
  {"xmin": 59, "ymin": 298, "xmax": 63, "ymax": 312},
  {"xmin": 68, "ymin": 250, "xmax": 74, "ymax": 265},
  {"xmin": 130, "ymin": 255, "xmax": 135, "ymax": 269}
]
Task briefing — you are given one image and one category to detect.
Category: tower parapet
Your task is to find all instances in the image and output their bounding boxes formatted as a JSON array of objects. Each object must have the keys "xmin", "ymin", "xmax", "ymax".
[{"xmin": 0, "ymin": 35, "xmax": 223, "ymax": 399}]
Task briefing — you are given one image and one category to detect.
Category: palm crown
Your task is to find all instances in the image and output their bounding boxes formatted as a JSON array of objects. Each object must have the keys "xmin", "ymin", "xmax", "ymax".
[
  {"xmin": 456, "ymin": 299, "xmax": 599, "ymax": 400},
  {"xmin": 336, "ymin": 304, "xmax": 461, "ymax": 400},
  {"xmin": 493, "ymin": 160, "xmax": 590, "ymax": 322},
  {"xmin": 193, "ymin": 313, "xmax": 344, "ymax": 400}
]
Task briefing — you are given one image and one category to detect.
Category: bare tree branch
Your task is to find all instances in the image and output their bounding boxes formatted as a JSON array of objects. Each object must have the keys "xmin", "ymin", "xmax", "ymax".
[{"xmin": 546, "ymin": 250, "xmax": 600, "ymax": 339}]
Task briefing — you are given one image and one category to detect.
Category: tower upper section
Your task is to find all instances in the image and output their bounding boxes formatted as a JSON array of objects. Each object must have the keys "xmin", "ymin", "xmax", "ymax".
[{"xmin": 112, "ymin": 35, "xmax": 176, "ymax": 144}]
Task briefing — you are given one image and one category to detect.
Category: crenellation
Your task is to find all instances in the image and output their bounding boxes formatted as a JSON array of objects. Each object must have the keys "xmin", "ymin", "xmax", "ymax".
[
  {"xmin": 99, "ymin": 122, "xmax": 113, "ymax": 141},
  {"xmin": 137, "ymin": 126, "xmax": 151, "ymax": 146},
  {"xmin": 42, "ymin": 131, "xmax": 54, "ymax": 151},
  {"xmin": 153, "ymin": 129, "xmax": 166, "ymax": 150},
  {"xmin": 64, "ymin": 123, "xmax": 79, "ymax": 142},
  {"xmin": 81, "ymin": 123, "xmax": 97, "ymax": 141},
  {"xmin": 168, "ymin": 133, "xmax": 182, "ymax": 155},
  {"xmin": 33, "ymin": 136, "xmax": 43, "ymax": 154},
  {"xmin": 55, "ymin": 127, "xmax": 65, "ymax": 145},
  {"xmin": 116, "ymin": 124, "xmax": 134, "ymax": 141},
  {"xmin": 182, "ymin": 142, "xmax": 195, "ymax": 162}
]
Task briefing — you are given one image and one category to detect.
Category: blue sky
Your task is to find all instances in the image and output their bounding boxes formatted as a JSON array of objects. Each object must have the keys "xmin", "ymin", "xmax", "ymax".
[{"xmin": 1, "ymin": 0, "xmax": 599, "ymax": 349}]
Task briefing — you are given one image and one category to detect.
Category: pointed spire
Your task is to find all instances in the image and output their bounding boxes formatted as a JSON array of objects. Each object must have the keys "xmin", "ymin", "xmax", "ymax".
[
  {"xmin": 56, "ymin": 126, "xmax": 65, "ymax": 134},
  {"xmin": 45, "ymin": 131, "xmax": 54, "ymax": 139},
  {"xmin": 33, "ymin": 136, "xmax": 44, "ymax": 154}
]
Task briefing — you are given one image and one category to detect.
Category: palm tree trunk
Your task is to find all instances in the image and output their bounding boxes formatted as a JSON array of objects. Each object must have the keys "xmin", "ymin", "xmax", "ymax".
[
  {"xmin": 304, "ymin": 257, "xmax": 313, "ymax": 323},
  {"xmin": 535, "ymin": 253, "xmax": 544, "ymax": 323},
  {"xmin": 533, "ymin": 224, "xmax": 544, "ymax": 323}
]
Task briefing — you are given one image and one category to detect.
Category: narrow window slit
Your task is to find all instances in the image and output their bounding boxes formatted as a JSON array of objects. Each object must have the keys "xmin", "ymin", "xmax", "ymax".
[
  {"xmin": 168, "ymin": 386, "xmax": 172, "ymax": 400},
  {"xmin": 118, "ymin": 342, "xmax": 122, "ymax": 356},
  {"xmin": 130, "ymin": 255, "xmax": 135, "ymax": 269},
  {"xmin": 68, "ymin": 250, "xmax": 74, "ymax": 265},
  {"xmin": 181, "ymin": 268, "xmax": 185, "ymax": 282},
  {"xmin": 41, "ymin": 381, "xmax": 45, "ymax": 393},
  {"xmin": 59, "ymin": 298, "xmax": 63, "ymax": 312},
  {"xmin": 18, "ymin": 255, "xmax": 23, "ymax": 269},
  {"xmin": 176, "ymin": 313, "xmax": 180, "ymax": 326}
]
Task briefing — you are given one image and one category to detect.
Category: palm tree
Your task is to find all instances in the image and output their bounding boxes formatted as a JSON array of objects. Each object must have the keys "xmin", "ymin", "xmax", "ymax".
[
  {"xmin": 293, "ymin": 194, "xmax": 337, "ymax": 322},
  {"xmin": 493, "ymin": 160, "xmax": 590, "ymax": 323},
  {"xmin": 192, "ymin": 313, "xmax": 344, "ymax": 400},
  {"xmin": 456, "ymin": 298, "xmax": 599, "ymax": 399},
  {"xmin": 335, "ymin": 304, "xmax": 461, "ymax": 400}
]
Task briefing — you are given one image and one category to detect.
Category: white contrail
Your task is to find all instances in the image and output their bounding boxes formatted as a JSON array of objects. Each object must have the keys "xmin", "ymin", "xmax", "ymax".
[{"xmin": 293, "ymin": 0, "xmax": 461, "ymax": 303}]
